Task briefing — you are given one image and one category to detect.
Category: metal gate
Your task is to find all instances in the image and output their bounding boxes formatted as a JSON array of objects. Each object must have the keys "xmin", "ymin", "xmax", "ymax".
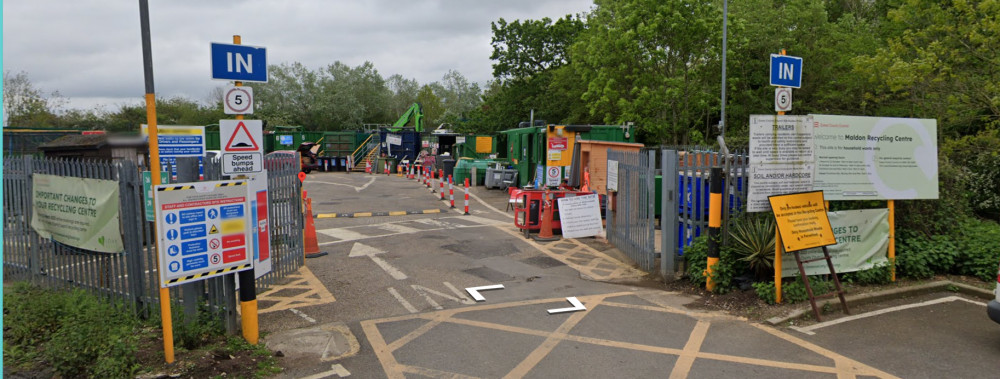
[{"xmin": 606, "ymin": 149, "xmax": 657, "ymax": 272}]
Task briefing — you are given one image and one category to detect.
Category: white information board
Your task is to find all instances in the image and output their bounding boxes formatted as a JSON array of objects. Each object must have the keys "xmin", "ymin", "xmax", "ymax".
[
  {"xmin": 556, "ymin": 194, "xmax": 604, "ymax": 238},
  {"xmin": 154, "ymin": 180, "xmax": 253, "ymax": 287},
  {"xmin": 747, "ymin": 115, "xmax": 815, "ymax": 212},
  {"xmin": 607, "ymin": 160, "xmax": 619, "ymax": 191}
]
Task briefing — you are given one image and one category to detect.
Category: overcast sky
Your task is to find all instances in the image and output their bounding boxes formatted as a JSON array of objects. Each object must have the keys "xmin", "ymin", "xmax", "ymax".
[{"xmin": 3, "ymin": 0, "xmax": 594, "ymax": 111}]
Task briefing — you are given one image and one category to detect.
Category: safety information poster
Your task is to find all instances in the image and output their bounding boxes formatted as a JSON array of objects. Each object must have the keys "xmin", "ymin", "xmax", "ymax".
[{"xmin": 154, "ymin": 180, "xmax": 253, "ymax": 287}]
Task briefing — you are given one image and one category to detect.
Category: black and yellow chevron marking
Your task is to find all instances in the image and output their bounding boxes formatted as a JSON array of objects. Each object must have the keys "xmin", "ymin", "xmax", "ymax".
[
  {"xmin": 314, "ymin": 209, "xmax": 443, "ymax": 219},
  {"xmin": 165, "ymin": 263, "xmax": 252, "ymax": 285},
  {"xmin": 216, "ymin": 182, "xmax": 246, "ymax": 187},
  {"xmin": 158, "ymin": 185, "xmax": 194, "ymax": 192}
]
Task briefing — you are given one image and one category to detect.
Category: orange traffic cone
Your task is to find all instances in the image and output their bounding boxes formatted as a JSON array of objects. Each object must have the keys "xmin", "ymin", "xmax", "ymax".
[
  {"xmin": 303, "ymin": 196, "xmax": 328, "ymax": 258},
  {"xmin": 532, "ymin": 188, "xmax": 560, "ymax": 241}
]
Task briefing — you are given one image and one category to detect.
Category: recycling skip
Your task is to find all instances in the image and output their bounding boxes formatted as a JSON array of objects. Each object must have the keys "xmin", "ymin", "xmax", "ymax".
[{"xmin": 154, "ymin": 180, "xmax": 253, "ymax": 287}]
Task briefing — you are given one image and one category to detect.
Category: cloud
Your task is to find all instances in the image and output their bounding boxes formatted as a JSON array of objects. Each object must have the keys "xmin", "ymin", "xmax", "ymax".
[{"xmin": 3, "ymin": 0, "xmax": 593, "ymax": 110}]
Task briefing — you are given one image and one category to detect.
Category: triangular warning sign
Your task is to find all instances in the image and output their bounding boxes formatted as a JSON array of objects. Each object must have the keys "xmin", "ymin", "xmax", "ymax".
[
  {"xmin": 210, "ymin": 225, "xmax": 220, "ymax": 234},
  {"xmin": 224, "ymin": 121, "xmax": 260, "ymax": 152}
]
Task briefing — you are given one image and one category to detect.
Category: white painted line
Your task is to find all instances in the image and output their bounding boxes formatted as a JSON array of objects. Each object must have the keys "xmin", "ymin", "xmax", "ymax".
[
  {"xmin": 388, "ymin": 287, "xmax": 418, "ymax": 313},
  {"xmin": 792, "ymin": 295, "xmax": 987, "ymax": 335},
  {"xmin": 297, "ymin": 363, "xmax": 351, "ymax": 379},
  {"xmin": 317, "ymin": 217, "xmax": 500, "ymax": 246},
  {"xmin": 466, "ymin": 284, "xmax": 505, "ymax": 302},
  {"xmin": 547, "ymin": 297, "xmax": 587, "ymax": 314},
  {"xmin": 466, "ymin": 190, "xmax": 508, "ymax": 217},
  {"xmin": 310, "ymin": 177, "xmax": 376, "ymax": 192},
  {"xmin": 289, "ymin": 308, "xmax": 317, "ymax": 323},
  {"xmin": 349, "ymin": 243, "xmax": 407, "ymax": 280}
]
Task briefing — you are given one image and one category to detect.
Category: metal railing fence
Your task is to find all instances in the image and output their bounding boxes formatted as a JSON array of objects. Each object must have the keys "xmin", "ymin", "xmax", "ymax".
[
  {"xmin": 3, "ymin": 154, "xmax": 303, "ymax": 320},
  {"xmin": 605, "ymin": 149, "xmax": 657, "ymax": 272}
]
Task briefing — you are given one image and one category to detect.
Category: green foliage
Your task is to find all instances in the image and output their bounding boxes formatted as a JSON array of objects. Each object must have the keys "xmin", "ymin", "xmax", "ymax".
[
  {"xmin": 896, "ymin": 229, "xmax": 959, "ymax": 279},
  {"xmin": 3, "ymin": 283, "xmax": 141, "ymax": 378},
  {"xmin": 842, "ymin": 259, "xmax": 895, "ymax": 285},
  {"xmin": 952, "ymin": 218, "xmax": 1000, "ymax": 281},
  {"xmin": 684, "ymin": 236, "xmax": 746, "ymax": 294},
  {"xmin": 754, "ymin": 276, "xmax": 835, "ymax": 305},
  {"xmin": 173, "ymin": 302, "xmax": 225, "ymax": 350},
  {"xmin": 223, "ymin": 336, "xmax": 283, "ymax": 378},
  {"xmin": 729, "ymin": 214, "xmax": 776, "ymax": 279},
  {"xmin": 942, "ymin": 130, "xmax": 1000, "ymax": 220}
]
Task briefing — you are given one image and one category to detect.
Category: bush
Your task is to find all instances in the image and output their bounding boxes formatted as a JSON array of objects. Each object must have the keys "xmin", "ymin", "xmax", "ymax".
[
  {"xmin": 842, "ymin": 259, "xmax": 895, "ymax": 285},
  {"xmin": 953, "ymin": 218, "xmax": 1000, "ymax": 281},
  {"xmin": 728, "ymin": 213, "xmax": 776, "ymax": 280},
  {"xmin": 896, "ymin": 229, "xmax": 958, "ymax": 279},
  {"xmin": 685, "ymin": 235, "xmax": 746, "ymax": 294},
  {"xmin": 3, "ymin": 284, "xmax": 141, "ymax": 378},
  {"xmin": 753, "ymin": 276, "xmax": 834, "ymax": 305}
]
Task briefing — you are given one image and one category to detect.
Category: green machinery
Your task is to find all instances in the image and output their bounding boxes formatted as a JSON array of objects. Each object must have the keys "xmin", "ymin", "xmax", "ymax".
[{"xmin": 389, "ymin": 103, "xmax": 424, "ymax": 132}]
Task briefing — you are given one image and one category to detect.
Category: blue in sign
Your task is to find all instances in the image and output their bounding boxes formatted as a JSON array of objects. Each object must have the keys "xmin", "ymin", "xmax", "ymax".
[
  {"xmin": 167, "ymin": 245, "xmax": 180, "ymax": 256},
  {"xmin": 181, "ymin": 239, "xmax": 208, "ymax": 255},
  {"xmin": 220, "ymin": 205, "xmax": 244, "ymax": 219},
  {"xmin": 211, "ymin": 43, "xmax": 268, "ymax": 82},
  {"xmin": 180, "ymin": 225, "xmax": 207, "ymax": 240},
  {"xmin": 207, "ymin": 209, "xmax": 219, "ymax": 219},
  {"xmin": 168, "ymin": 261, "xmax": 181, "ymax": 272},
  {"xmin": 166, "ymin": 229, "xmax": 179, "ymax": 241},
  {"xmin": 183, "ymin": 255, "xmax": 209, "ymax": 271},
  {"xmin": 165, "ymin": 213, "xmax": 178, "ymax": 224},
  {"xmin": 179, "ymin": 209, "xmax": 206, "ymax": 224},
  {"xmin": 769, "ymin": 54, "xmax": 803, "ymax": 88}
]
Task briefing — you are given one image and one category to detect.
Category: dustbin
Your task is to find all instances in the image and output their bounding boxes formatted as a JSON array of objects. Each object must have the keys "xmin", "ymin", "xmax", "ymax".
[
  {"xmin": 441, "ymin": 157, "xmax": 456, "ymax": 178},
  {"xmin": 339, "ymin": 157, "xmax": 348, "ymax": 172}
]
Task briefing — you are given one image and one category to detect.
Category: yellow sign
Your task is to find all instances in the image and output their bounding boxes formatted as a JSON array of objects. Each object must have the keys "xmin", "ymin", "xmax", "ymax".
[
  {"xmin": 546, "ymin": 125, "xmax": 575, "ymax": 167},
  {"xmin": 221, "ymin": 219, "xmax": 245, "ymax": 234},
  {"xmin": 769, "ymin": 191, "xmax": 836, "ymax": 252},
  {"xmin": 475, "ymin": 136, "xmax": 493, "ymax": 153},
  {"xmin": 209, "ymin": 225, "xmax": 219, "ymax": 234}
]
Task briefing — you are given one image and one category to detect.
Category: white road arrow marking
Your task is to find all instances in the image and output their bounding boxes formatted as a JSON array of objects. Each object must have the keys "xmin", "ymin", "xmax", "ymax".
[
  {"xmin": 298, "ymin": 364, "xmax": 351, "ymax": 379},
  {"xmin": 465, "ymin": 284, "xmax": 505, "ymax": 302},
  {"xmin": 349, "ymin": 243, "xmax": 407, "ymax": 280},
  {"xmin": 547, "ymin": 297, "xmax": 586, "ymax": 314}
]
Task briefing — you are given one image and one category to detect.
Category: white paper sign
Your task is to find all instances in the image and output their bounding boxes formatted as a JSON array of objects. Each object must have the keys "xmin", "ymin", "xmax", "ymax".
[
  {"xmin": 556, "ymin": 194, "xmax": 603, "ymax": 238},
  {"xmin": 607, "ymin": 160, "xmax": 619, "ymax": 191}
]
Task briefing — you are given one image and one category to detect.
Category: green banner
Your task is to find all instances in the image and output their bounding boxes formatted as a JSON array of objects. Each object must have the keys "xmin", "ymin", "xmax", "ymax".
[
  {"xmin": 781, "ymin": 208, "xmax": 889, "ymax": 277},
  {"xmin": 31, "ymin": 174, "xmax": 124, "ymax": 253}
]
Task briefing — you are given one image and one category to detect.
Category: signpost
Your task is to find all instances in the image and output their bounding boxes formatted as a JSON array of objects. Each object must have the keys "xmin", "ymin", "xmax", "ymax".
[
  {"xmin": 223, "ymin": 85, "xmax": 253, "ymax": 115},
  {"xmin": 143, "ymin": 171, "xmax": 170, "ymax": 221},
  {"xmin": 220, "ymin": 120, "xmax": 264, "ymax": 175},
  {"xmin": 546, "ymin": 166, "xmax": 562, "ymax": 187},
  {"xmin": 154, "ymin": 180, "xmax": 253, "ymax": 287},
  {"xmin": 775, "ymin": 87, "xmax": 792, "ymax": 112},
  {"xmin": 211, "ymin": 43, "xmax": 268, "ymax": 82},
  {"xmin": 144, "ymin": 125, "xmax": 205, "ymax": 174},
  {"xmin": 770, "ymin": 54, "xmax": 803, "ymax": 88}
]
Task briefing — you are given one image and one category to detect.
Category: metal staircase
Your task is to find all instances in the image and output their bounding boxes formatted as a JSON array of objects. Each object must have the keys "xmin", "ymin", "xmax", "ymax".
[{"xmin": 350, "ymin": 134, "xmax": 380, "ymax": 172}]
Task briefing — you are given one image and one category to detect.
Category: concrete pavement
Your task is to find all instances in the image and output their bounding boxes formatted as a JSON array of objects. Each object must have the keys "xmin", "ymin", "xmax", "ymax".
[{"xmin": 256, "ymin": 171, "xmax": 1000, "ymax": 379}]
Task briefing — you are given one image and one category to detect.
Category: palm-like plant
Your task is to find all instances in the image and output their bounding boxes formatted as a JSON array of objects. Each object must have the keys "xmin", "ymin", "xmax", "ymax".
[{"xmin": 729, "ymin": 214, "xmax": 776, "ymax": 279}]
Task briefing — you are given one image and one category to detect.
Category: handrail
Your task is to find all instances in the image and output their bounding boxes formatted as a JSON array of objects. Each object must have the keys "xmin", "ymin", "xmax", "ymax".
[{"xmin": 351, "ymin": 134, "xmax": 375, "ymax": 164}]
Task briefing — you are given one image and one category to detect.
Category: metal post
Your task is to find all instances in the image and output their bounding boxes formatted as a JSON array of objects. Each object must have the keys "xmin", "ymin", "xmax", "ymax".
[
  {"xmin": 176, "ymin": 157, "xmax": 202, "ymax": 325},
  {"xmin": 138, "ymin": 0, "xmax": 174, "ymax": 363},
  {"xmin": 661, "ymin": 149, "xmax": 679, "ymax": 281},
  {"xmin": 706, "ymin": 167, "xmax": 723, "ymax": 291},
  {"xmin": 233, "ymin": 34, "xmax": 259, "ymax": 346}
]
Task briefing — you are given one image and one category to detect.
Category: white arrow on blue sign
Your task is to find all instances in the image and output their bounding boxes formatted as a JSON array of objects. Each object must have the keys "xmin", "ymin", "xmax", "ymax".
[
  {"xmin": 211, "ymin": 43, "xmax": 268, "ymax": 83},
  {"xmin": 770, "ymin": 54, "xmax": 803, "ymax": 88}
]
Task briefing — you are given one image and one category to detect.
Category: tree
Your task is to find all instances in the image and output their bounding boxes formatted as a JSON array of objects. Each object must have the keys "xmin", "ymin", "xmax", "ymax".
[
  {"xmin": 433, "ymin": 70, "xmax": 482, "ymax": 125},
  {"xmin": 852, "ymin": 0, "xmax": 1000, "ymax": 136},
  {"xmin": 3, "ymin": 70, "xmax": 64, "ymax": 127},
  {"xmin": 387, "ymin": 74, "xmax": 420, "ymax": 119},
  {"xmin": 415, "ymin": 85, "xmax": 444, "ymax": 126},
  {"xmin": 570, "ymin": 0, "xmax": 722, "ymax": 145}
]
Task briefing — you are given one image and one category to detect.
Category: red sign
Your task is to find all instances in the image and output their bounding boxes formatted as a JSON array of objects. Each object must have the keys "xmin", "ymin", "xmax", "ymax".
[
  {"xmin": 222, "ymin": 248, "xmax": 246, "ymax": 263},
  {"xmin": 223, "ymin": 121, "xmax": 260, "ymax": 152},
  {"xmin": 548, "ymin": 137, "xmax": 568, "ymax": 150},
  {"xmin": 222, "ymin": 233, "xmax": 245, "ymax": 248},
  {"xmin": 256, "ymin": 190, "xmax": 270, "ymax": 261}
]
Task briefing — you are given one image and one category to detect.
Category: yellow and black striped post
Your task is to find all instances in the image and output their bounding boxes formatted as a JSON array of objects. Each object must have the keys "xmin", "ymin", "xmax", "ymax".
[{"xmin": 706, "ymin": 167, "xmax": 723, "ymax": 291}]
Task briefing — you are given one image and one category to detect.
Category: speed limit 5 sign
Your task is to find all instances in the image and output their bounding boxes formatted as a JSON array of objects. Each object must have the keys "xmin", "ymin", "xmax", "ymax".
[
  {"xmin": 775, "ymin": 87, "xmax": 792, "ymax": 112},
  {"xmin": 224, "ymin": 85, "xmax": 254, "ymax": 115}
]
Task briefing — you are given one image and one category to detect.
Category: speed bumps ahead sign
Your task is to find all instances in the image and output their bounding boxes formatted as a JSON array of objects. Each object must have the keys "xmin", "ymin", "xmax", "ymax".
[
  {"xmin": 154, "ymin": 180, "xmax": 253, "ymax": 287},
  {"xmin": 769, "ymin": 190, "xmax": 836, "ymax": 252}
]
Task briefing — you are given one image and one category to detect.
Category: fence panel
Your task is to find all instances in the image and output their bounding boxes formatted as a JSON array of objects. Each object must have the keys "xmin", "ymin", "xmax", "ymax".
[
  {"xmin": 674, "ymin": 148, "xmax": 750, "ymax": 257},
  {"xmin": 3, "ymin": 154, "xmax": 305, "ymax": 320},
  {"xmin": 606, "ymin": 149, "xmax": 657, "ymax": 272}
]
